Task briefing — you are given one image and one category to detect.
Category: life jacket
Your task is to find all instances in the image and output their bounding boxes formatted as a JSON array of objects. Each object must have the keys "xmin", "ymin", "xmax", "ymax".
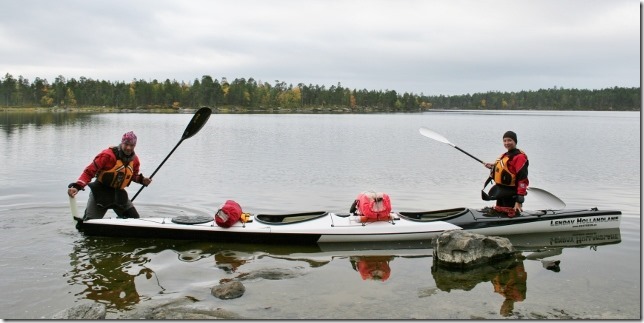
[
  {"xmin": 492, "ymin": 149, "xmax": 527, "ymax": 187},
  {"xmin": 215, "ymin": 200, "xmax": 243, "ymax": 228},
  {"xmin": 96, "ymin": 147, "xmax": 135, "ymax": 190},
  {"xmin": 351, "ymin": 191, "xmax": 392, "ymax": 222}
]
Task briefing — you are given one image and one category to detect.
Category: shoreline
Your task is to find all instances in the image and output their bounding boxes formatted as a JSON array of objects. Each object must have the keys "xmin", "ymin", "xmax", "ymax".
[{"xmin": 1, "ymin": 106, "xmax": 637, "ymax": 113}]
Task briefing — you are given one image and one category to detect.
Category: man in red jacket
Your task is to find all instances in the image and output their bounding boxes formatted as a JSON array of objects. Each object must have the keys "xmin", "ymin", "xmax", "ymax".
[
  {"xmin": 67, "ymin": 131, "xmax": 152, "ymax": 221},
  {"xmin": 484, "ymin": 131, "xmax": 529, "ymax": 215}
]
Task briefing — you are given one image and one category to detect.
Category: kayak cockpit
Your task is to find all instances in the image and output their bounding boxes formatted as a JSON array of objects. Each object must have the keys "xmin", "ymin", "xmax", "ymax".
[
  {"xmin": 255, "ymin": 211, "xmax": 329, "ymax": 225},
  {"xmin": 397, "ymin": 207, "xmax": 469, "ymax": 222}
]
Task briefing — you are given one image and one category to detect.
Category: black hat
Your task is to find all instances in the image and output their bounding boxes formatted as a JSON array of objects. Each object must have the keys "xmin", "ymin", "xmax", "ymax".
[{"xmin": 503, "ymin": 131, "xmax": 517, "ymax": 143}]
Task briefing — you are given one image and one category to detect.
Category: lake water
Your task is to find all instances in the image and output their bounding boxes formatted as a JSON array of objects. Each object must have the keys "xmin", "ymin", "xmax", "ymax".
[{"xmin": 0, "ymin": 110, "xmax": 640, "ymax": 319}]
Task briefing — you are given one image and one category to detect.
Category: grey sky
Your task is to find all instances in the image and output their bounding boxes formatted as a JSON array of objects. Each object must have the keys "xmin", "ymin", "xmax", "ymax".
[{"xmin": 0, "ymin": 0, "xmax": 639, "ymax": 95}]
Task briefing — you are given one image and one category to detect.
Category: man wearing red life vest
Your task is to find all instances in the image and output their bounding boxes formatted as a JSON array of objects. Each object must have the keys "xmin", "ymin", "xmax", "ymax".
[
  {"xmin": 67, "ymin": 131, "xmax": 152, "ymax": 221},
  {"xmin": 484, "ymin": 131, "xmax": 529, "ymax": 215}
]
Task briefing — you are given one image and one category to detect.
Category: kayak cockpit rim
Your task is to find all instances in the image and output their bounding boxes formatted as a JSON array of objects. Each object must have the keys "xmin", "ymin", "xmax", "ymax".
[
  {"xmin": 397, "ymin": 207, "xmax": 469, "ymax": 222},
  {"xmin": 255, "ymin": 211, "xmax": 329, "ymax": 225}
]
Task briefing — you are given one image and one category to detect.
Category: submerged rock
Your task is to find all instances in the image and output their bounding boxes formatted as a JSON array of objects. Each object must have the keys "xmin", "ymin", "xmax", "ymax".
[
  {"xmin": 149, "ymin": 306, "xmax": 242, "ymax": 319},
  {"xmin": 107, "ymin": 297, "xmax": 244, "ymax": 320},
  {"xmin": 212, "ymin": 281, "xmax": 246, "ymax": 299},
  {"xmin": 236, "ymin": 268, "xmax": 303, "ymax": 281},
  {"xmin": 52, "ymin": 303, "xmax": 106, "ymax": 319}
]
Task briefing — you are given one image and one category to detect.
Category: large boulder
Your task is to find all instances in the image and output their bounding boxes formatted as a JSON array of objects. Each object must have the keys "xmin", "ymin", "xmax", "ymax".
[{"xmin": 433, "ymin": 230, "xmax": 516, "ymax": 269}]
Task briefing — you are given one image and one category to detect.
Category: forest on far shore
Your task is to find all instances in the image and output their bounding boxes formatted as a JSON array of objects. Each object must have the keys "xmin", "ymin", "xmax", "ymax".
[{"xmin": 1, "ymin": 73, "xmax": 640, "ymax": 112}]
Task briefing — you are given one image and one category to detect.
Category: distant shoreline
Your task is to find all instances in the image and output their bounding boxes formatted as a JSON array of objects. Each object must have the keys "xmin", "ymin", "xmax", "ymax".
[{"xmin": 1, "ymin": 106, "xmax": 637, "ymax": 113}]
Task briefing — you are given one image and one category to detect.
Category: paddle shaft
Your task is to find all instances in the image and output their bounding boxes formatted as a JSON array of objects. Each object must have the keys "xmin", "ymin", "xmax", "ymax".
[
  {"xmin": 419, "ymin": 127, "xmax": 486, "ymax": 165},
  {"xmin": 454, "ymin": 146, "xmax": 485, "ymax": 165},
  {"xmin": 130, "ymin": 107, "xmax": 212, "ymax": 202},
  {"xmin": 131, "ymin": 139, "xmax": 184, "ymax": 201}
]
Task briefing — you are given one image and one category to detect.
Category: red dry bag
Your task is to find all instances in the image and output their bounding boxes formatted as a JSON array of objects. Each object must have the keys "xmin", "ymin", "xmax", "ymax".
[
  {"xmin": 352, "ymin": 191, "xmax": 392, "ymax": 222},
  {"xmin": 215, "ymin": 200, "xmax": 243, "ymax": 228}
]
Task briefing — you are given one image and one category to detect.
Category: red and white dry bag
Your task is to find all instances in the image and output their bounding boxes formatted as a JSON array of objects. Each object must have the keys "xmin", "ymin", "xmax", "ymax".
[
  {"xmin": 215, "ymin": 200, "xmax": 243, "ymax": 228},
  {"xmin": 352, "ymin": 191, "xmax": 392, "ymax": 222}
]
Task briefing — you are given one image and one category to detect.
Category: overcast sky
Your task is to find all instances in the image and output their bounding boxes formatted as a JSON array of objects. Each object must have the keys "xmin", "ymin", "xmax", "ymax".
[{"xmin": 0, "ymin": 0, "xmax": 639, "ymax": 95}]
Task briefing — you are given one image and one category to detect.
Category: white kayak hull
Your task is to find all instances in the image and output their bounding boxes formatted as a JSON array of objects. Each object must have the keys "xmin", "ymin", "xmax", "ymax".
[{"xmin": 77, "ymin": 207, "xmax": 622, "ymax": 244}]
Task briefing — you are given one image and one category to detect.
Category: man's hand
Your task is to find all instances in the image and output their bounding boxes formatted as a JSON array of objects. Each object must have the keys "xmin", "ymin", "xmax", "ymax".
[
  {"xmin": 67, "ymin": 182, "xmax": 82, "ymax": 197},
  {"xmin": 68, "ymin": 187, "xmax": 78, "ymax": 198},
  {"xmin": 514, "ymin": 201, "xmax": 523, "ymax": 213}
]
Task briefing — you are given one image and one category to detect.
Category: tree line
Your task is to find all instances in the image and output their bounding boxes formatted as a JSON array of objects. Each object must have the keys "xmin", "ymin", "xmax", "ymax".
[{"xmin": 0, "ymin": 73, "xmax": 640, "ymax": 111}]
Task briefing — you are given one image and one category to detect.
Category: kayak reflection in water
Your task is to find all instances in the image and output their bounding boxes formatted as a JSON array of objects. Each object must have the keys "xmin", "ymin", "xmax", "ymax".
[
  {"xmin": 492, "ymin": 262, "xmax": 527, "ymax": 317},
  {"xmin": 350, "ymin": 256, "xmax": 394, "ymax": 282}
]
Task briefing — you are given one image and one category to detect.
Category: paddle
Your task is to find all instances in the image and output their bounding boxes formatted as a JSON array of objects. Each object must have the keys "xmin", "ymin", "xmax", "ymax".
[
  {"xmin": 131, "ymin": 107, "xmax": 212, "ymax": 201},
  {"xmin": 419, "ymin": 127, "xmax": 485, "ymax": 164},
  {"xmin": 525, "ymin": 187, "xmax": 566, "ymax": 209},
  {"xmin": 418, "ymin": 127, "xmax": 566, "ymax": 209},
  {"xmin": 69, "ymin": 195, "xmax": 80, "ymax": 221}
]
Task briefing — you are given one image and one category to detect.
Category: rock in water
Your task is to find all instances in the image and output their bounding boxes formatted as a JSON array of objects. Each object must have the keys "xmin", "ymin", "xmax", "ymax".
[
  {"xmin": 212, "ymin": 281, "xmax": 246, "ymax": 299},
  {"xmin": 433, "ymin": 230, "xmax": 516, "ymax": 269},
  {"xmin": 52, "ymin": 303, "xmax": 106, "ymax": 319}
]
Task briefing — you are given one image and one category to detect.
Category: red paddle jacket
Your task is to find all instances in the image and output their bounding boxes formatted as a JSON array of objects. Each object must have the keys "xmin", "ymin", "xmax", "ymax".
[{"xmin": 75, "ymin": 147, "xmax": 144, "ymax": 189}]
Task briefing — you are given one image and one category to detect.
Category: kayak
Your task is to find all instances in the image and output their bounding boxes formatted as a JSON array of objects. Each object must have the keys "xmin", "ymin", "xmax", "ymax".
[{"xmin": 76, "ymin": 206, "xmax": 621, "ymax": 244}]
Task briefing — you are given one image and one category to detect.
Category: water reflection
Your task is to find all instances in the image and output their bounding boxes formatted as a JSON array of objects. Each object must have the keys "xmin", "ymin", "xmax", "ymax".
[
  {"xmin": 64, "ymin": 236, "xmax": 161, "ymax": 310},
  {"xmin": 0, "ymin": 111, "xmax": 95, "ymax": 134},
  {"xmin": 493, "ymin": 262, "xmax": 527, "ymax": 316},
  {"xmin": 65, "ymin": 229, "xmax": 620, "ymax": 311},
  {"xmin": 349, "ymin": 256, "xmax": 394, "ymax": 281},
  {"xmin": 64, "ymin": 236, "xmax": 230, "ymax": 310},
  {"xmin": 215, "ymin": 251, "xmax": 249, "ymax": 274},
  {"xmin": 430, "ymin": 228, "xmax": 621, "ymax": 317},
  {"xmin": 65, "ymin": 236, "xmax": 326, "ymax": 309}
]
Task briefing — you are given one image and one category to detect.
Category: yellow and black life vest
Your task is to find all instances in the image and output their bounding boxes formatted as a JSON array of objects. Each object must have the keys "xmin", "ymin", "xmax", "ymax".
[
  {"xmin": 492, "ymin": 150, "xmax": 527, "ymax": 186},
  {"xmin": 96, "ymin": 147, "xmax": 135, "ymax": 189}
]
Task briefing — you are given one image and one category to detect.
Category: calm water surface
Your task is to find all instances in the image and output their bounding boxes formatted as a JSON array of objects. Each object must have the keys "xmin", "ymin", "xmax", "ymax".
[{"xmin": 0, "ymin": 110, "xmax": 640, "ymax": 319}]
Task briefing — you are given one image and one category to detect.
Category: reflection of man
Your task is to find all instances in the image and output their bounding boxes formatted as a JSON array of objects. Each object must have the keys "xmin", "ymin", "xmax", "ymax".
[
  {"xmin": 67, "ymin": 240, "xmax": 155, "ymax": 310},
  {"xmin": 350, "ymin": 256, "xmax": 393, "ymax": 282},
  {"xmin": 492, "ymin": 262, "xmax": 527, "ymax": 317}
]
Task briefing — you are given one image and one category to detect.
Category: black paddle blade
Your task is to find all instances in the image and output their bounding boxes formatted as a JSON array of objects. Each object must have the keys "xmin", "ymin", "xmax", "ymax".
[{"xmin": 182, "ymin": 107, "xmax": 212, "ymax": 140}]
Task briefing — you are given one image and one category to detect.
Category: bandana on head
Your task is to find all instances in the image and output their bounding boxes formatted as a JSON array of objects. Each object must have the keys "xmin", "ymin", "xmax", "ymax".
[{"xmin": 121, "ymin": 131, "xmax": 137, "ymax": 145}]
